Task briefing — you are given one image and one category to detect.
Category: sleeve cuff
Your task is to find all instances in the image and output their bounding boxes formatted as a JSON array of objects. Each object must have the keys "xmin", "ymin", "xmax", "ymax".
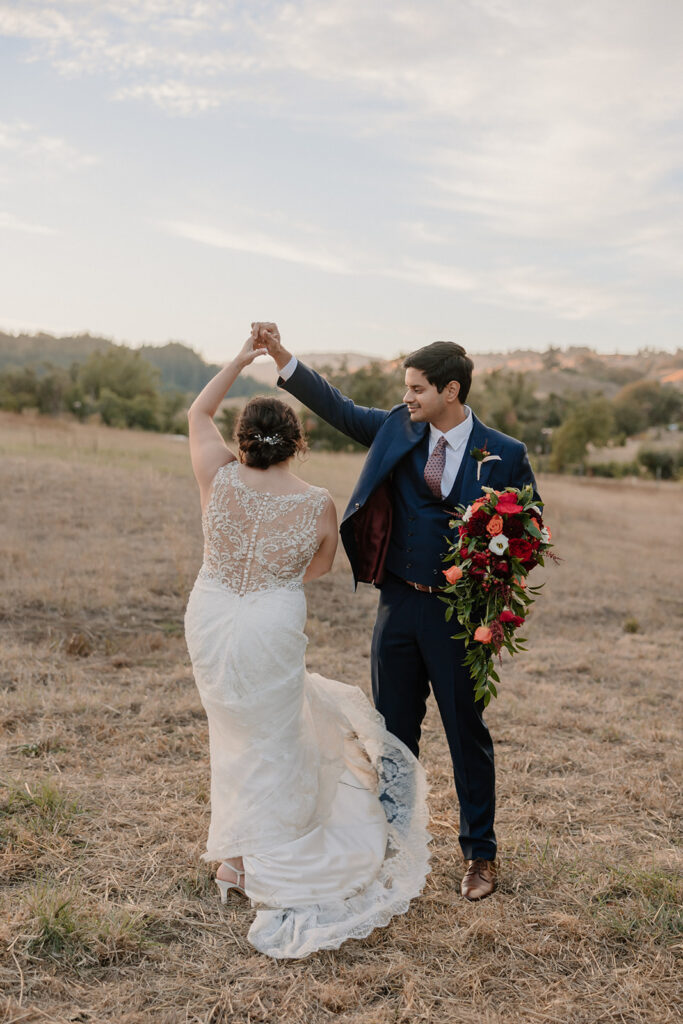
[{"xmin": 278, "ymin": 355, "xmax": 298, "ymax": 381}]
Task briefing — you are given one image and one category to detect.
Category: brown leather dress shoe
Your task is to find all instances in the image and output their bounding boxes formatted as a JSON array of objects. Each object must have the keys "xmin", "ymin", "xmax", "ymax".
[{"xmin": 461, "ymin": 859, "xmax": 497, "ymax": 901}]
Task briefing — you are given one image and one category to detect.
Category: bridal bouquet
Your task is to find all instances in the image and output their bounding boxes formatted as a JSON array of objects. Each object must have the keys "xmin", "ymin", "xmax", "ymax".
[{"xmin": 440, "ymin": 484, "xmax": 557, "ymax": 706}]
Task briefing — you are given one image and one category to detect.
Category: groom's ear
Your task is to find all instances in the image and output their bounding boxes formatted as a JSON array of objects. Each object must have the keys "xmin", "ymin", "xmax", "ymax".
[{"xmin": 445, "ymin": 380, "xmax": 461, "ymax": 402}]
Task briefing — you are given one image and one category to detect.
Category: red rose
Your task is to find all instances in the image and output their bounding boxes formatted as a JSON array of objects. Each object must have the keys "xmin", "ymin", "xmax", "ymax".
[
  {"xmin": 495, "ymin": 493, "xmax": 523, "ymax": 514},
  {"xmin": 493, "ymin": 559, "xmax": 511, "ymax": 577},
  {"xmin": 500, "ymin": 609, "xmax": 525, "ymax": 627},
  {"xmin": 459, "ymin": 543, "xmax": 470, "ymax": 557},
  {"xmin": 508, "ymin": 538, "xmax": 534, "ymax": 561}
]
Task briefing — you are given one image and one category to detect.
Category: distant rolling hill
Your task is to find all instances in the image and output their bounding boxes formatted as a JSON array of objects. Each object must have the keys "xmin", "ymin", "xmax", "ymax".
[
  {"xmin": 1, "ymin": 330, "xmax": 681, "ymax": 402},
  {"xmin": 0, "ymin": 332, "xmax": 265, "ymax": 397}
]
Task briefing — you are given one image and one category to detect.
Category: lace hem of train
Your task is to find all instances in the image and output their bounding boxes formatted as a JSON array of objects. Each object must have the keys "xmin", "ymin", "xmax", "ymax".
[{"xmin": 246, "ymin": 671, "xmax": 432, "ymax": 960}]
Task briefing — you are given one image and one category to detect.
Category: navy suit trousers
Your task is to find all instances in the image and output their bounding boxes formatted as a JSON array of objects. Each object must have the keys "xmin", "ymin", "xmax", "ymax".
[{"xmin": 371, "ymin": 573, "xmax": 496, "ymax": 861}]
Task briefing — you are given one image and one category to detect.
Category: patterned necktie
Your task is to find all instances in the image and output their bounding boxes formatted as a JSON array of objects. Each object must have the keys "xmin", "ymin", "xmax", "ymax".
[{"xmin": 424, "ymin": 436, "xmax": 447, "ymax": 498}]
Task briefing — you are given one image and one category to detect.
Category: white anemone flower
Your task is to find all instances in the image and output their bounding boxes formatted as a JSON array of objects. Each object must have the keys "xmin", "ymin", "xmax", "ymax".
[{"xmin": 489, "ymin": 534, "xmax": 509, "ymax": 556}]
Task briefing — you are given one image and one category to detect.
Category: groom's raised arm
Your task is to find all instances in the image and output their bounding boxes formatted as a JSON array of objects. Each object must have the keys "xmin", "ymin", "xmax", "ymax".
[{"xmin": 257, "ymin": 323, "xmax": 389, "ymax": 449}]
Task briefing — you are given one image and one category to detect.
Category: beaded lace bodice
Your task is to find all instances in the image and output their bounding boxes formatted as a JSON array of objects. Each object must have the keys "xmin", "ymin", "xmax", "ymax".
[{"xmin": 199, "ymin": 461, "xmax": 329, "ymax": 596}]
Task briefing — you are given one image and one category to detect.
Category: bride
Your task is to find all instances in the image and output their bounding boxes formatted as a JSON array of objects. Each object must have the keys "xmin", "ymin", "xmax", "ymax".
[{"xmin": 184, "ymin": 329, "xmax": 430, "ymax": 959}]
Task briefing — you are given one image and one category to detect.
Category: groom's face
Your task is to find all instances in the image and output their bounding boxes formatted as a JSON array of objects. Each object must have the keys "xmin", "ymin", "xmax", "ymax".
[{"xmin": 403, "ymin": 368, "xmax": 447, "ymax": 424}]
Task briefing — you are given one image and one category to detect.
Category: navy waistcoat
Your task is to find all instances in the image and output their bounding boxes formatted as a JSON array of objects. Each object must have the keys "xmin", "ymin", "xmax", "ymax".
[{"xmin": 384, "ymin": 436, "xmax": 466, "ymax": 587}]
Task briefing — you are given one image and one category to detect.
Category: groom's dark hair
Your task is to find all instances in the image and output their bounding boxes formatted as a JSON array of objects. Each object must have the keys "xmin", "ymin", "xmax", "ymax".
[{"xmin": 403, "ymin": 341, "xmax": 473, "ymax": 403}]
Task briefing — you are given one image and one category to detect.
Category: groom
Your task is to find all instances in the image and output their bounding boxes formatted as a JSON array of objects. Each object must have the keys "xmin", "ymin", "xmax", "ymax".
[{"xmin": 256, "ymin": 324, "xmax": 538, "ymax": 900}]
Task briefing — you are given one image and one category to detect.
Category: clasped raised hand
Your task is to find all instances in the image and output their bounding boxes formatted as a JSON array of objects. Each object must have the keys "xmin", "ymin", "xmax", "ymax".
[
  {"xmin": 238, "ymin": 328, "xmax": 268, "ymax": 367},
  {"xmin": 251, "ymin": 321, "xmax": 281, "ymax": 353}
]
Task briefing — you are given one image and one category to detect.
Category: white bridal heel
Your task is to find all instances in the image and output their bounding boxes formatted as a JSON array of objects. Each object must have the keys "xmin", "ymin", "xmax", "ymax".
[{"xmin": 215, "ymin": 863, "xmax": 247, "ymax": 903}]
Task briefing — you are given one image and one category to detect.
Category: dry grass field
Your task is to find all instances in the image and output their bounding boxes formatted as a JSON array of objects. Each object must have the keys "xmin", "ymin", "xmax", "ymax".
[{"xmin": 1, "ymin": 412, "xmax": 681, "ymax": 1024}]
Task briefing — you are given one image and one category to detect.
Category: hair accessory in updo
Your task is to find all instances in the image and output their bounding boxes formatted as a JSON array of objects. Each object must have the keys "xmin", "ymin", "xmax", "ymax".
[{"xmin": 235, "ymin": 396, "xmax": 307, "ymax": 469}]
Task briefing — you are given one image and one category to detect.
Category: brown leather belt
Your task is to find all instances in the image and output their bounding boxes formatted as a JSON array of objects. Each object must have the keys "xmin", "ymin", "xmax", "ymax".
[{"xmin": 399, "ymin": 577, "xmax": 446, "ymax": 594}]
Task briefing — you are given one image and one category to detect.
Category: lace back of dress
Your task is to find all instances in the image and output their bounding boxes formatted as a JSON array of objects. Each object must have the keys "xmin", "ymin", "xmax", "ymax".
[{"xmin": 200, "ymin": 462, "xmax": 328, "ymax": 596}]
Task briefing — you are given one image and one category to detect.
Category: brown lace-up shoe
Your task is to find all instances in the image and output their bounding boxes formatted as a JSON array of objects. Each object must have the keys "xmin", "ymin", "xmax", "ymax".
[{"xmin": 461, "ymin": 859, "xmax": 497, "ymax": 901}]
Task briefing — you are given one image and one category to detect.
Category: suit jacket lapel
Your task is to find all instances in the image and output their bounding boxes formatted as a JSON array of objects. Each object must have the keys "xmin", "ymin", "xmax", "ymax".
[
  {"xmin": 377, "ymin": 413, "xmax": 428, "ymax": 483},
  {"xmin": 455, "ymin": 415, "xmax": 500, "ymax": 505},
  {"xmin": 342, "ymin": 412, "xmax": 427, "ymax": 522}
]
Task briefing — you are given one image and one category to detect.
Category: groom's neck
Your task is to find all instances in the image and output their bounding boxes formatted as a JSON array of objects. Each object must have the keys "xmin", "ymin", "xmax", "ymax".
[{"xmin": 428, "ymin": 402, "xmax": 468, "ymax": 434}]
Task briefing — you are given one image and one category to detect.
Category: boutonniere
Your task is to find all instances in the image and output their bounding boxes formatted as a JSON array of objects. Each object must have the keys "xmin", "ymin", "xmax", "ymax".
[{"xmin": 470, "ymin": 444, "xmax": 502, "ymax": 481}]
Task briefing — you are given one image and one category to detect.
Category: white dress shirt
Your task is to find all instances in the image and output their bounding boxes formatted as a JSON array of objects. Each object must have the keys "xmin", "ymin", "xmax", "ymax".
[
  {"xmin": 279, "ymin": 355, "xmax": 473, "ymax": 497},
  {"xmin": 279, "ymin": 355, "xmax": 299, "ymax": 381}
]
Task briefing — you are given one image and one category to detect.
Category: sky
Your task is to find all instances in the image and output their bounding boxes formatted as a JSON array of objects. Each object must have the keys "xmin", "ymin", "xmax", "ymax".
[{"xmin": 0, "ymin": 0, "xmax": 681, "ymax": 363}]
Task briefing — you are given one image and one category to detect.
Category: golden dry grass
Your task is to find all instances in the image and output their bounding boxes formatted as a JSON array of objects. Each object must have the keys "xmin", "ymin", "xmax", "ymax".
[{"xmin": 1, "ymin": 412, "xmax": 681, "ymax": 1024}]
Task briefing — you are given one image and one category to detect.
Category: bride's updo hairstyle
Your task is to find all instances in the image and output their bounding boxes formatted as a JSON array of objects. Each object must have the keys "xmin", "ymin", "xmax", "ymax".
[{"xmin": 235, "ymin": 397, "xmax": 307, "ymax": 469}]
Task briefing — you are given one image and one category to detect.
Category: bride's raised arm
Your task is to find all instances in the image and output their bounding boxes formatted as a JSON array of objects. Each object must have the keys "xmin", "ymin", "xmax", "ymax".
[{"xmin": 187, "ymin": 331, "xmax": 267, "ymax": 507}]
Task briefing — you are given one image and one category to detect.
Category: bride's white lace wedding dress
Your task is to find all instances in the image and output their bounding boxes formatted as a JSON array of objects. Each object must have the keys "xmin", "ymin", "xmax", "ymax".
[{"xmin": 184, "ymin": 461, "xmax": 430, "ymax": 959}]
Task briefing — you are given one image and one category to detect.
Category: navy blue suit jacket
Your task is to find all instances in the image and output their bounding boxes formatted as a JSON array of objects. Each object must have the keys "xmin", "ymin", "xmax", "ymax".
[{"xmin": 279, "ymin": 361, "xmax": 538, "ymax": 587}]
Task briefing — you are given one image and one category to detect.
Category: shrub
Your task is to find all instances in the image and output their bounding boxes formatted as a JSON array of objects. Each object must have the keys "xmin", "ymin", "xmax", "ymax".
[
  {"xmin": 637, "ymin": 446, "xmax": 682, "ymax": 480},
  {"xmin": 550, "ymin": 397, "xmax": 616, "ymax": 472},
  {"xmin": 588, "ymin": 461, "xmax": 641, "ymax": 478}
]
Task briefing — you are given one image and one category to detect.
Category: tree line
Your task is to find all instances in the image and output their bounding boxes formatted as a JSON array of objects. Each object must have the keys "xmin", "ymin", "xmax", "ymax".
[
  {"xmin": 2, "ymin": 335, "xmax": 681, "ymax": 477},
  {"xmin": 287, "ymin": 357, "xmax": 682, "ymax": 480},
  {"xmin": 0, "ymin": 342, "xmax": 264, "ymax": 433}
]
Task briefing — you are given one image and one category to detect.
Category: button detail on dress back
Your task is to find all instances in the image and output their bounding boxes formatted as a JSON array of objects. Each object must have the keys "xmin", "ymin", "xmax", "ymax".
[{"xmin": 200, "ymin": 462, "xmax": 328, "ymax": 597}]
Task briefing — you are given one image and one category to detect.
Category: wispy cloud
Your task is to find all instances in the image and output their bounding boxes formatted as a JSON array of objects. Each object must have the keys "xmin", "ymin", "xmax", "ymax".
[
  {"xmin": 0, "ymin": 121, "xmax": 98, "ymax": 170},
  {"xmin": 385, "ymin": 258, "xmax": 638, "ymax": 322},
  {"xmin": 2, "ymin": 0, "xmax": 681, "ymax": 342},
  {"xmin": 4, "ymin": 2, "xmax": 680, "ymax": 247},
  {"xmin": 112, "ymin": 81, "xmax": 230, "ymax": 115},
  {"xmin": 160, "ymin": 218, "xmax": 353, "ymax": 274},
  {"xmin": 0, "ymin": 210, "xmax": 56, "ymax": 235}
]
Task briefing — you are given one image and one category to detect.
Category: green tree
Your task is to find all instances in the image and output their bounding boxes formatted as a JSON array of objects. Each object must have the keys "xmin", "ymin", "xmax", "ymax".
[
  {"xmin": 303, "ymin": 360, "xmax": 404, "ymax": 451},
  {"xmin": 550, "ymin": 397, "xmax": 616, "ymax": 472},
  {"xmin": 158, "ymin": 390, "xmax": 187, "ymax": 433},
  {"xmin": 0, "ymin": 366, "xmax": 39, "ymax": 411},
  {"xmin": 78, "ymin": 348, "xmax": 160, "ymax": 402},
  {"xmin": 78, "ymin": 348, "xmax": 163, "ymax": 429},
  {"xmin": 469, "ymin": 370, "xmax": 558, "ymax": 452},
  {"xmin": 612, "ymin": 380, "xmax": 682, "ymax": 436},
  {"xmin": 218, "ymin": 405, "xmax": 240, "ymax": 442},
  {"xmin": 35, "ymin": 365, "xmax": 72, "ymax": 415},
  {"xmin": 637, "ymin": 446, "xmax": 682, "ymax": 480}
]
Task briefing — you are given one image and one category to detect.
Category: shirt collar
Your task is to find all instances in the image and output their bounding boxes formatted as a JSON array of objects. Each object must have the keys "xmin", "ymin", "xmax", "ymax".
[{"xmin": 429, "ymin": 406, "xmax": 473, "ymax": 450}]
